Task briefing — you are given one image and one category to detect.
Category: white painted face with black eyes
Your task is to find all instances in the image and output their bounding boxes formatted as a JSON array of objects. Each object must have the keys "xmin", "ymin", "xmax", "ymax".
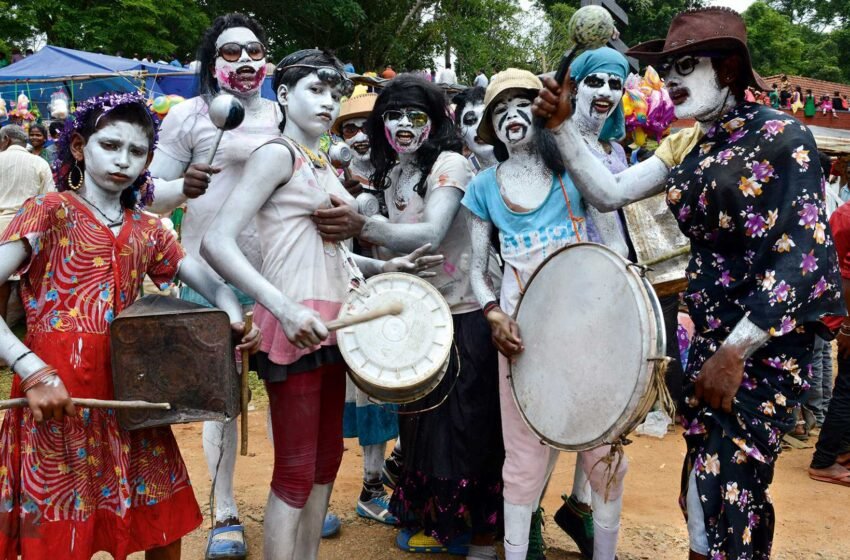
[
  {"xmin": 491, "ymin": 91, "xmax": 535, "ymax": 148},
  {"xmin": 663, "ymin": 55, "xmax": 728, "ymax": 120},
  {"xmin": 574, "ymin": 72, "xmax": 624, "ymax": 132},
  {"xmin": 341, "ymin": 117, "xmax": 370, "ymax": 163},
  {"xmin": 459, "ymin": 101, "xmax": 494, "ymax": 161}
]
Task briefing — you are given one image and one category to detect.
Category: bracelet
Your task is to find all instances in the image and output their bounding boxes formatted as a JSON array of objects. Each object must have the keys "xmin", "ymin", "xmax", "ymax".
[
  {"xmin": 483, "ymin": 301, "xmax": 500, "ymax": 316},
  {"xmin": 9, "ymin": 350, "xmax": 33, "ymax": 373},
  {"xmin": 19, "ymin": 366, "xmax": 59, "ymax": 393}
]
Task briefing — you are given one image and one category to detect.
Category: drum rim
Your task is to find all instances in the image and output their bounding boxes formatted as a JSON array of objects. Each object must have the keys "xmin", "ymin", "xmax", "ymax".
[
  {"xmin": 338, "ymin": 272, "xmax": 454, "ymax": 402},
  {"xmin": 509, "ymin": 242, "xmax": 665, "ymax": 451}
]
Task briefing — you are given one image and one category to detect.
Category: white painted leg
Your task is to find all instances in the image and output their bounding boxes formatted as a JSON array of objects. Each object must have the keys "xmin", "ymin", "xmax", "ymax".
[
  {"xmin": 294, "ymin": 483, "xmax": 333, "ymax": 560},
  {"xmin": 362, "ymin": 443, "xmax": 386, "ymax": 482},
  {"xmin": 203, "ymin": 420, "xmax": 239, "ymax": 522},
  {"xmin": 263, "ymin": 491, "xmax": 301, "ymax": 560},
  {"xmin": 590, "ymin": 492, "xmax": 622, "ymax": 560},
  {"xmin": 504, "ymin": 501, "xmax": 533, "ymax": 557},
  {"xmin": 571, "ymin": 460, "xmax": 591, "ymax": 505}
]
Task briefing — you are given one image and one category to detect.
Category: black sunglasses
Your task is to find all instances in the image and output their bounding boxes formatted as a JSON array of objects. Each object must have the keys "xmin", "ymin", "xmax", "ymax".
[
  {"xmin": 217, "ymin": 41, "xmax": 266, "ymax": 62},
  {"xmin": 583, "ymin": 75, "xmax": 623, "ymax": 91},
  {"xmin": 657, "ymin": 55, "xmax": 703, "ymax": 79},
  {"xmin": 279, "ymin": 64, "xmax": 354, "ymax": 97}
]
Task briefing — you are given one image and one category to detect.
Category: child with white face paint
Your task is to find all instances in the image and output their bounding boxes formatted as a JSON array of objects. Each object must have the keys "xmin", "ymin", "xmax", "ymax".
[
  {"xmin": 534, "ymin": 8, "xmax": 845, "ymax": 560},
  {"xmin": 201, "ymin": 51, "xmax": 441, "ymax": 560},
  {"xmin": 332, "ymin": 93, "xmax": 378, "ymax": 187},
  {"xmin": 453, "ymin": 87, "xmax": 496, "ymax": 172},
  {"xmin": 0, "ymin": 92, "xmax": 260, "ymax": 560},
  {"xmin": 313, "ymin": 74, "xmax": 505, "ymax": 559},
  {"xmin": 147, "ymin": 15, "xmax": 282, "ymax": 556},
  {"xmin": 463, "ymin": 68, "xmax": 626, "ymax": 560}
]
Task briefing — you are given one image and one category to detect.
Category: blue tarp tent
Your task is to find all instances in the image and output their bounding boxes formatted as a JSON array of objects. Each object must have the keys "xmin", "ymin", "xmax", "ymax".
[{"xmin": 0, "ymin": 46, "xmax": 195, "ymax": 119}]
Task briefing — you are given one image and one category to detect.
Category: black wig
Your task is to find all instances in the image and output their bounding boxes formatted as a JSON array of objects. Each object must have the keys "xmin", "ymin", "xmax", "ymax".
[
  {"xmin": 273, "ymin": 49, "xmax": 345, "ymax": 134},
  {"xmin": 366, "ymin": 74, "xmax": 463, "ymax": 197},
  {"xmin": 451, "ymin": 86, "xmax": 486, "ymax": 128},
  {"xmin": 196, "ymin": 13, "xmax": 267, "ymax": 102}
]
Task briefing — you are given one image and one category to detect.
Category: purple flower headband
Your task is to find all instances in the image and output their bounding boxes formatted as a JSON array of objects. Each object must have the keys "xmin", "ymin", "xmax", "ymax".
[{"xmin": 52, "ymin": 91, "xmax": 160, "ymax": 208}]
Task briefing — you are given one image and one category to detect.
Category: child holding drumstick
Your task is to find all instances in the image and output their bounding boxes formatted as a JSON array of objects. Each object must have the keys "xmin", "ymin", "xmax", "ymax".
[{"xmin": 0, "ymin": 92, "xmax": 260, "ymax": 560}]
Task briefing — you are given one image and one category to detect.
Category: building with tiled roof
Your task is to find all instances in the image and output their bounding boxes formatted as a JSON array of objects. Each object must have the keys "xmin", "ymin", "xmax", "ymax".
[{"xmin": 762, "ymin": 74, "xmax": 850, "ymax": 101}]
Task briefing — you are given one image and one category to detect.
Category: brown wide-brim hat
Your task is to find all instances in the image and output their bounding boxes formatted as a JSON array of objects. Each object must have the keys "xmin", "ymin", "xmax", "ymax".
[
  {"xmin": 331, "ymin": 93, "xmax": 378, "ymax": 135},
  {"xmin": 477, "ymin": 69, "xmax": 543, "ymax": 146},
  {"xmin": 626, "ymin": 7, "xmax": 768, "ymax": 91}
]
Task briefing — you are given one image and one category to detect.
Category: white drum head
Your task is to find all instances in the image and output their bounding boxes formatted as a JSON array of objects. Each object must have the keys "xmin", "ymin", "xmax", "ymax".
[
  {"xmin": 337, "ymin": 273, "xmax": 453, "ymax": 402},
  {"xmin": 510, "ymin": 243, "xmax": 662, "ymax": 451}
]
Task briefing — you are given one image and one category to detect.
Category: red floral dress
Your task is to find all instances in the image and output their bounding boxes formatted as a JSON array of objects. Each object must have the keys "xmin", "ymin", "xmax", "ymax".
[{"xmin": 0, "ymin": 192, "xmax": 202, "ymax": 559}]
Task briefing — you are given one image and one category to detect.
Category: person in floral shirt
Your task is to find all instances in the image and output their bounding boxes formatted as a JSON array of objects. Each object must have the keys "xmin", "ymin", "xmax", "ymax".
[{"xmin": 533, "ymin": 7, "xmax": 844, "ymax": 560}]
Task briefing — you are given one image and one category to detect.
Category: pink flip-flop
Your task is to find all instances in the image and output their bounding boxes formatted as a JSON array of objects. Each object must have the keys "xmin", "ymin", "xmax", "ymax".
[{"xmin": 809, "ymin": 468, "xmax": 850, "ymax": 487}]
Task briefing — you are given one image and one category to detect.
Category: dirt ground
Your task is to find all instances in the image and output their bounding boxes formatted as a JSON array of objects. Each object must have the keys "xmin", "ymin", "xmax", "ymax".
[{"xmin": 102, "ymin": 395, "xmax": 849, "ymax": 560}]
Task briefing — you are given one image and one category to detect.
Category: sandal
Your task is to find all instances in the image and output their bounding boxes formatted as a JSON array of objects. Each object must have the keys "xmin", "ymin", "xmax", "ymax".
[
  {"xmin": 808, "ymin": 466, "xmax": 850, "ymax": 487},
  {"xmin": 837, "ymin": 452, "xmax": 850, "ymax": 467},
  {"xmin": 205, "ymin": 523, "xmax": 247, "ymax": 560}
]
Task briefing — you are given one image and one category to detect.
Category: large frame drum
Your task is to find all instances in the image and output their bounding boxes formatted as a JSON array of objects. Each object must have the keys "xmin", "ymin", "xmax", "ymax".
[
  {"xmin": 510, "ymin": 243, "xmax": 666, "ymax": 451},
  {"xmin": 337, "ymin": 272, "xmax": 453, "ymax": 403}
]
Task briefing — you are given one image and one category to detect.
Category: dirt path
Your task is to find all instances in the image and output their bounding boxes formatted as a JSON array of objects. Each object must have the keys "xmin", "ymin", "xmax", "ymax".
[{"xmin": 102, "ymin": 403, "xmax": 849, "ymax": 560}]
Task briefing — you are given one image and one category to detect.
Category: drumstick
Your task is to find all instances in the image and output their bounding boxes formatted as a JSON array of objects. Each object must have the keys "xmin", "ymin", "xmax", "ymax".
[
  {"xmin": 0, "ymin": 398, "xmax": 171, "ymax": 411},
  {"xmin": 325, "ymin": 301, "xmax": 404, "ymax": 332},
  {"xmin": 639, "ymin": 245, "xmax": 691, "ymax": 267},
  {"xmin": 240, "ymin": 311, "xmax": 253, "ymax": 457}
]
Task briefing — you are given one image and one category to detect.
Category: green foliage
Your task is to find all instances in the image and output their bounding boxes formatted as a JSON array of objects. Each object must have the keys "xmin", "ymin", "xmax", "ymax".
[{"xmin": 0, "ymin": 0, "xmax": 209, "ymax": 60}]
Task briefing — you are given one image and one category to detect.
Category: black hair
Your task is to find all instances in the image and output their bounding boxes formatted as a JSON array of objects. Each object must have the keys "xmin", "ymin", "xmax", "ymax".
[
  {"xmin": 818, "ymin": 151, "xmax": 833, "ymax": 178},
  {"xmin": 451, "ymin": 86, "xmax": 486, "ymax": 127},
  {"xmin": 272, "ymin": 49, "xmax": 345, "ymax": 134},
  {"xmin": 366, "ymin": 74, "xmax": 463, "ymax": 197},
  {"xmin": 48, "ymin": 121, "xmax": 64, "ymax": 137},
  {"xmin": 487, "ymin": 90, "xmax": 565, "ymax": 175},
  {"xmin": 709, "ymin": 53, "xmax": 747, "ymax": 101},
  {"xmin": 196, "ymin": 13, "xmax": 267, "ymax": 101},
  {"xmin": 71, "ymin": 103, "xmax": 157, "ymax": 209}
]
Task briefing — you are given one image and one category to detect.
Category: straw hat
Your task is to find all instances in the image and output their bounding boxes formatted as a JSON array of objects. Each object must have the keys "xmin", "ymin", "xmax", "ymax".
[
  {"xmin": 626, "ymin": 7, "xmax": 767, "ymax": 90},
  {"xmin": 477, "ymin": 69, "xmax": 542, "ymax": 146},
  {"xmin": 332, "ymin": 93, "xmax": 377, "ymax": 135}
]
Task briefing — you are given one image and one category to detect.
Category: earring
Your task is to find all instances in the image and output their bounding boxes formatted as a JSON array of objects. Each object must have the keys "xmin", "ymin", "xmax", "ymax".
[{"xmin": 67, "ymin": 160, "xmax": 84, "ymax": 191}]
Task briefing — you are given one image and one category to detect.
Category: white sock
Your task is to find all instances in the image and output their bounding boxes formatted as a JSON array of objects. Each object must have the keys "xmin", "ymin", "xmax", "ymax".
[
  {"xmin": 592, "ymin": 522, "xmax": 619, "ymax": 560},
  {"xmin": 503, "ymin": 539, "xmax": 529, "ymax": 560},
  {"xmin": 466, "ymin": 544, "xmax": 498, "ymax": 559}
]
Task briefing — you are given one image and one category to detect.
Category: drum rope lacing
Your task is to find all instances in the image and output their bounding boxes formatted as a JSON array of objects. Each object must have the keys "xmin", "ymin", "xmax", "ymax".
[{"xmin": 368, "ymin": 342, "xmax": 461, "ymax": 415}]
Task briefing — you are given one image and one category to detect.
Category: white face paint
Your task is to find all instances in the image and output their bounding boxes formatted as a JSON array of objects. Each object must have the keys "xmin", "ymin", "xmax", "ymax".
[
  {"xmin": 83, "ymin": 121, "xmax": 150, "ymax": 194},
  {"xmin": 383, "ymin": 107, "xmax": 431, "ymax": 155},
  {"xmin": 664, "ymin": 55, "xmax": 729, "ymax": 121},
  {"xmin": 341, "ymin": 117, "xmax": 370, "ymax": 163},
  {"xmin": 459, "ymin": 101, "xmax": 494, "ymax": 161},
  {"xmin": 214, "ymin": 26, "xmax": 267, "ymax": 96},
  {"xmin": 281, "ymin": 73, "xmax": 341, "ymax": 140},
  {"xmin": 492, "ymin": 91, "xmax": 535, "ymax": 149},
  {"xmin": 574, "ymin": 72, "xmax": 624, "ymax": 137}
]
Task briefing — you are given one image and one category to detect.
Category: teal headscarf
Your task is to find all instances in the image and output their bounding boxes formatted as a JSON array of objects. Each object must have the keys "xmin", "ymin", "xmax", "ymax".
[{"xmin": 570, "ymin": 47, "xmax": 629, "ymax": 142}]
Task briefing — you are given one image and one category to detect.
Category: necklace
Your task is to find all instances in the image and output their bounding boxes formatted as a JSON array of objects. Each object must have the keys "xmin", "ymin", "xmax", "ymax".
[
  {"xmin": 77, "ymin": 193, "xmax": 124, "ymax": 228},
  {"xmin": 297, "ymin": 143, "xmax": 326, "ymax": 168}
]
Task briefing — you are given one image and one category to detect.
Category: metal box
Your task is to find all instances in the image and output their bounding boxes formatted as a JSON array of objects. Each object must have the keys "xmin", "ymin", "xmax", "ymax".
[{"xmin": 110, "ymin": 294, "xmax": 239, "ymax": 430}]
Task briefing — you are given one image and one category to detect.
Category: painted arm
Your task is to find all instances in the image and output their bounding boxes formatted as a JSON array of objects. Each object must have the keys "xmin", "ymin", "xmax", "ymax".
[
  {"xmin": 553, "ymin": 120, "xmax": 669, "ymax": 211},
  {"xmin": 175, "ymin": 255, "xmax": 261, "ymax": 353},
  {"xmin": 361, "ymin": 187, "xmax": 463, "ymax": 253},
  {"xmin": 0, "ymin": 241, "xmax": 74, "ymax": 420},
  {"xmin": 201, "ymin": 143, "xmax": 328, "ymax": 349},
  {"xmin": 468, "ymin": 214, "xmax": 523, "ymax": 356},
  {"xmin": 352, "ymin": 244, "xmax": 445, "ymax": 279}
]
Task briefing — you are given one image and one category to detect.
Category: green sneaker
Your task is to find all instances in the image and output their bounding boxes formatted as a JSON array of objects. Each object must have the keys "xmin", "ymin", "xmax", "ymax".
[{"xmin": 527, "ymin": 506, "xmax": 546, "ymax": 560}]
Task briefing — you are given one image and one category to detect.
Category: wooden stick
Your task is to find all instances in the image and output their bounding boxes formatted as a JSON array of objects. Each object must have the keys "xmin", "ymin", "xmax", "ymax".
[
  {"xmin": 325, "ymin": 301, "xmax": 404, "ymax": 332},
  {"xmin": 639, "ymin": 245, "xmax": 691, "ymax": 267},
  {"xmin": 0, "ymin": 398, "xmax": 170, "ymax": 411},
  {"xmin": 240, "ymin": 311, "xmax": 253, "ymax": 457}
]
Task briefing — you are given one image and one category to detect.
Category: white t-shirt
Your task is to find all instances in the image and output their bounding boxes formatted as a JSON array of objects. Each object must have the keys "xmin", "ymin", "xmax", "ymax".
[
  {"xmin": 156, "ymin": 96, "xmax": 282, "ymax": 278},
  {"xmin": 384, "ymin": 151, "xmax": 500, "ymax": 314},
  {"xmin": 473, "ymin": 74, "xmax": 489, "ymax": 88},
  {"xmin": 437, "ymin": 68, "xmax": 458, "ymax": 84}
]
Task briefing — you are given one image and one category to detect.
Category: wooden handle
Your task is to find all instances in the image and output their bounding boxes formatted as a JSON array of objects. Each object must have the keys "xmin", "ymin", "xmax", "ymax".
[
  {"xmin": 638, "ymin": 244, "xmax": 691, "ymax": 267},
  {"xmin": 0, "ymin": 398, "xmax": 171, "ymax": 411},
  {"xmin": 240, "ymin": 311, "xmax": 253, "ymax": 457},
  {"xmin": 325, "ymin": 301, "xmax": 404, "ymax": 332}
]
